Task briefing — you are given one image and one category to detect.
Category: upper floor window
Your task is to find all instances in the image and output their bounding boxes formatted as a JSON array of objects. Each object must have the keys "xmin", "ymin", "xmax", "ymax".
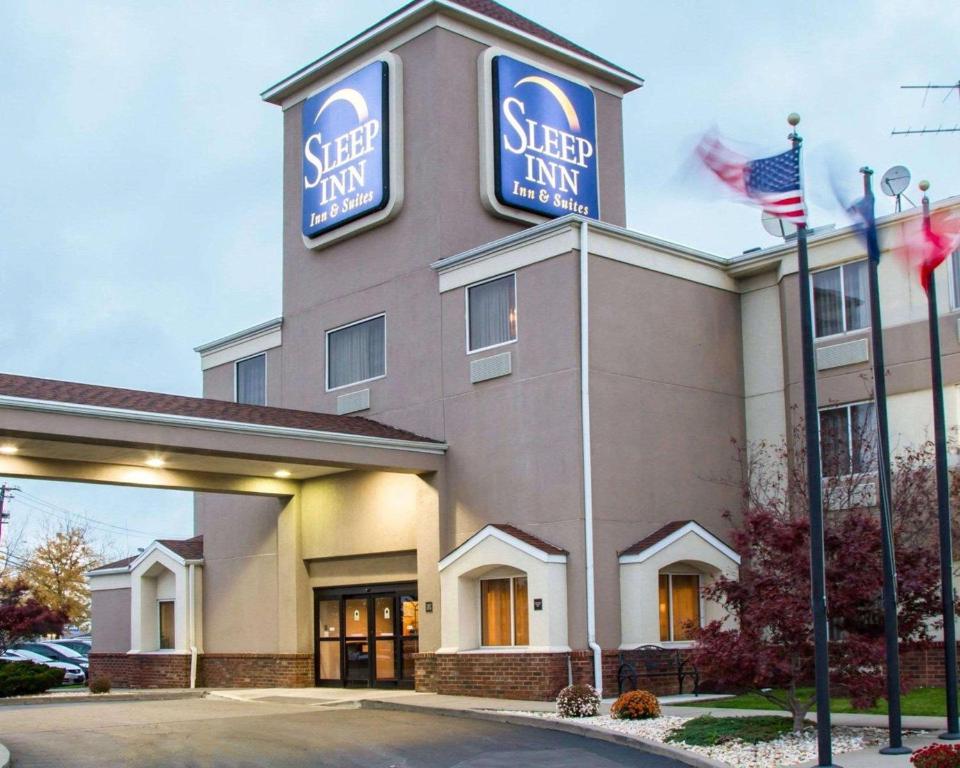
[
  {"xmin": 819, "ymin": 401, "xmax": 877, "ymax": 476},
  {"xmin": 813, "ymin": 260, "xmax": 869, "ymax": 338},
  {"xmin": 235, "ymin": 354, "xmax": 266, "ymax": 406},
  {"xmin": 468, "ymin": 274, "xmax": 517, "ymax": 353},
  {"xmin": 480, "ymin": 575, "xmax": 528, "ymax": 646},
  {"xmin": 326, "ymin": 314, "xmax": 386, "ymax": 391},
  {"xmin": 950, "ymin": 250, "xmax": 960, "ymax": 310}
]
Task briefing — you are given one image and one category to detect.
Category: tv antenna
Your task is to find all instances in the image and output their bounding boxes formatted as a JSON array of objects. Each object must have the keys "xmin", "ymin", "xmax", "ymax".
[
  {"xmin": 879, "ymin": 166, "xmax": 913, "ymax": 212},
  {"xmin": 892, "ymin": 80, "xmax": 960, "ymax": 136}
]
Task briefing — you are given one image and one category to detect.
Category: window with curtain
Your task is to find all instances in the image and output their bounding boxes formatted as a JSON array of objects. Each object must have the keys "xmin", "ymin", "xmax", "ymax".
[
  {"xmin": 480, "ymin": 576, "xmax": 529, "ymax": 646},
  {"xmin": 235, "ymin": 354, "xmax": 266, "ymax": 405},
  {"xmin": 658, "ymin": 573, "xmax": 701, "ymax": 642},
  {"xmin": 326, "ymin": 315, "xmax": 386, "ymax": 390},
  {"xmin": 468, "ymin": 274, "xmax": 517, "ymax": 352},
  {"xmin": 812, "ymin": 260, "xmax": 869, "ymax": 338},
  {"xmin": 158, "ymin": 600, "xmax": 175, "ymax": 649},
  {"xmin": 819, "ymin": 401, "xmax": 877, "ymax": 476}
]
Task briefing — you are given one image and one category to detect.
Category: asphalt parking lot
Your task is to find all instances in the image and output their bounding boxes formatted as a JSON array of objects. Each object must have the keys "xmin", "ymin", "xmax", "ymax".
[{"xmin": 0, "ymin": 697, "xmax": 687, "ymax": 767}]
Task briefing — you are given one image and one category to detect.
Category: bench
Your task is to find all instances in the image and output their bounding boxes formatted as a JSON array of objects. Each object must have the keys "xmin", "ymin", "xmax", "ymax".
[{"xmin": 617, "ymin": 644, "xmax": 699, "ymax": 696}]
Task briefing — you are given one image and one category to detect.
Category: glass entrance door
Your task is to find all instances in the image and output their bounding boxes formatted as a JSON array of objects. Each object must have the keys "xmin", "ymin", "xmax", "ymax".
[{"xmin": 314, "ymin": 583, "xmax": 418, "ymax": 688}]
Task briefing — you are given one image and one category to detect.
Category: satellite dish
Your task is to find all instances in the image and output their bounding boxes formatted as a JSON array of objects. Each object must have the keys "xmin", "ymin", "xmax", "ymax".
[
  {"xmin": 762, "ymin": 211, "xmax": 795, "ymax": 239},
  {"xmin": 880, "ymin": 166, "xmax": 911, "ymax": 197}
]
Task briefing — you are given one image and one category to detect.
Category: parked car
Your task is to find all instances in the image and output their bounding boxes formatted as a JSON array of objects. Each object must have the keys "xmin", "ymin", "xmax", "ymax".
[
  {"xmin": 51, "ymin": 639, "xmax": 90, "ymax": 657},
  {"xmin": 1, "ymin": 650, "xmax": 86, "ymax": 684},
  {"xmin": 13, "ymin": 643, "xmax": 89, "ymax": 674}
]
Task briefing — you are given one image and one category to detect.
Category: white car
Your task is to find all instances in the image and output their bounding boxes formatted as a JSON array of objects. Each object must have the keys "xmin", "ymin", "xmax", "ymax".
[{"xmin": 1, "ymin": 649, "xmax": 86, "ymax": 684}]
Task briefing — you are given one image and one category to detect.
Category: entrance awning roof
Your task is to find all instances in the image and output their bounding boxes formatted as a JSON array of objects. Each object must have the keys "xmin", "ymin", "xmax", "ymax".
[{"xmin": 0, "ymin": 374, "xmax": 445, "ymax": 492}]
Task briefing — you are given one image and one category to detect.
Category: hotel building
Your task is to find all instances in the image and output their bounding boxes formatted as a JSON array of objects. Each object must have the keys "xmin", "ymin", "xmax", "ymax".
[{"xmin": 1, "ymin": 0, "xmax": 957, "ymax": 698}]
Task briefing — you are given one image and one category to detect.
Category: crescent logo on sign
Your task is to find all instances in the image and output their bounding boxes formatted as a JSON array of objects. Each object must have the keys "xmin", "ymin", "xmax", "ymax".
[
  {"xmin": 314, "ymin": 88, "xmax": 370, "ymax": 125},
  {"xmin": 514, "ymin": 76, "xmax": 581, "ymax": 133}
]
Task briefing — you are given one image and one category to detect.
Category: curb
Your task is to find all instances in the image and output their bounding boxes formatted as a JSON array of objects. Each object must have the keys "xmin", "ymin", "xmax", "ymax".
[
  {"xmin": 360, "ymin": 699, "xmax": 728, "ymax": 768},
  {"xmin": 0, "ymin": 743, "xmax": 8, "ymax": 768},
  {"xmin": 0, "ymin": 690, "xmax": 206, "ymax": 707}
]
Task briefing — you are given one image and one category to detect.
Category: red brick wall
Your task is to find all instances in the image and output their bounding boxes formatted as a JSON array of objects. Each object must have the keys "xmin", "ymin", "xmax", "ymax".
[
  {"xmin": 200, "ymin": 654, "xmax": 313, "ymax": 688},
  {"xmin": 89, "ymin": 653, "xmax": 191, "ymax": 688},
  {"xmin": 413, "ymin": 649, "xmax": 700, "ymax": 701},
  {"xmin": 89, "ymin": 653, "xmax": 313, "ymax": 688},
  {"xmin": 901, "ymin": 643, "xmax": 960, "ymax": 689}
]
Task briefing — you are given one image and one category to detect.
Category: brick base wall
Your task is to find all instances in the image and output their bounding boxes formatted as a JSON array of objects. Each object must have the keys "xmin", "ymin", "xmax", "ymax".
[
  {"xmin": 901, "ymin": 643, "xmax": 960, "ymax": 689},
  {"xmin": 89, "ymin": 653, "xmax": 191, "ymax": 688},
  {"xmin": 414, "ymin": 649, "xmax": 701, "ymax": 701},
  {"xmin": 200, "ymin": 654, "xmax": 313, "ymax": 688},
  {"xmin": 89, "ymin": 653, "xmax": 313, "ymax": 689}
]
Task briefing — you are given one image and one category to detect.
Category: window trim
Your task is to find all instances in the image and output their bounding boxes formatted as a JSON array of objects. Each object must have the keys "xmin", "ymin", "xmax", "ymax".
[
  {"xmin": 658, "ymin": 571, "xmax": 703, "ymax": 643},
  {"xmin": 948, "ymin": 249, "xmax": 960, "ymax": 311},
  {"xmin": 234, "ymin": 352, "xmax": 267, "ymax": 405},
  {"xmin": 465, "ymin": 272, "xmax": 519, "ymax": 355},
  {"xmin": 818, "ymin": 398, "xmax": 876, "ymax": 478},
  {"xmin": 478, "ymin": 575, "xmax": 528, "ymax": 649},
  {"xmin": 811, "ymin": 259, "xmax": 870, "ymax": 341},
  {"xmin": 324, "ymin": 312, "xmax": 387, "ymax": 392},
  {"xmin": 157, "ymin": 599, "xmax": 175, "ymax": 650}
]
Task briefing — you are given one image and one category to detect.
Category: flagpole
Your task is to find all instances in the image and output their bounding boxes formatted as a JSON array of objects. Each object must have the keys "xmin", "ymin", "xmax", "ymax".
[
  {"xmin": 860, "ymin": 167, "xmax": 910, "ymax": 755},
  {"xmin": 919, "ymin": 179, "xmax": 960, "ymax": 741},
  {"xmin": 790, "ymin": 113, "xmax": 839, "ymax": 768}
]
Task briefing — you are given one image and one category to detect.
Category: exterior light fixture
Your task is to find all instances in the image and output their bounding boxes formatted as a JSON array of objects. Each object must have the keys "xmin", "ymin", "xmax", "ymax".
[
  {"xmin": 145, "ymin": 457, "xmax": 166, "ymax": 468},
  {"xmin": 274, "ymin": 469, "xmax": 291, "ymax": 478},
  {"xmin": 0, "ymin": 445, "xmax": 18, "ymax": 455}
]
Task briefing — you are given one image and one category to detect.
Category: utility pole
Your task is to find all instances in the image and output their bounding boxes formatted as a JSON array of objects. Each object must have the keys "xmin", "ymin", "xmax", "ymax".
[{"xmin": 0, "ymin": 484, "xmax": 19, "ymax": 548}]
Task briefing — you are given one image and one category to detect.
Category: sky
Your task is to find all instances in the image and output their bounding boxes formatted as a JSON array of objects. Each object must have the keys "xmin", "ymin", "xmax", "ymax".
[{"xmin": 1, "ymin": 0, "xmax": 958, "ymax": 558}]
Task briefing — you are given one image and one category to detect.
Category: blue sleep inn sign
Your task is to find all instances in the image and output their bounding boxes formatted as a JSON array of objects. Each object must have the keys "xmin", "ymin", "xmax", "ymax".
[
  {"xmin": 492, "ymin": 55, "xmax": 599, "ymax": 219},
  {"xmin": 301, "ymin": 61, "xmax": 389, "ymax": 238}
]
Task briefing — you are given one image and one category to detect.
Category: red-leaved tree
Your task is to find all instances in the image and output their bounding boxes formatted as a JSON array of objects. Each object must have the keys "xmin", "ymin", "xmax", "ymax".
[
  {"xmin": 691, "ymin": 421, "xmax": 948, "ymax": 730},
  {"xmin": 0, "ymin": 580, "xmax": 66, "ymax": 654}
]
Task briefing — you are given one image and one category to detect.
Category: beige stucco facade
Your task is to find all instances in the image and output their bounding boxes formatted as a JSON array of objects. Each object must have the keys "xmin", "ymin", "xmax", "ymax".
[{"xmin": 0, "ymin": 0, "xmax": 948, "ymax": 695}]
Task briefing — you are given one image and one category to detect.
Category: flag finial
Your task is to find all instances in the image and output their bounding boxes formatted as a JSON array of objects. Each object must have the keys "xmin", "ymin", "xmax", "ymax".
[
  {"xmin": 787, "ymin": 113, "xmax": 800, "ymax": 126},
  {"xmin": 919, "ymin": 179, "xmax": 930, "ymax": 193}
]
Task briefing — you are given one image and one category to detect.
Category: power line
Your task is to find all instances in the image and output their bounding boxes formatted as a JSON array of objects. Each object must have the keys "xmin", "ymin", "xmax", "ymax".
[{"xmin": 11, "ymin": 490, "xmax": 167, "ymax": 539}]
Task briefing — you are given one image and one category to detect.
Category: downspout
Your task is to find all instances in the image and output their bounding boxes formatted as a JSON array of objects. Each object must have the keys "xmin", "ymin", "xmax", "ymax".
[
  {"xmin": 188, "ymin": 563, "xmax": 197, "ymax": 689},
  {"xmin": 579, "ymin": 219, "xmax": 602, "ymax": 695}
]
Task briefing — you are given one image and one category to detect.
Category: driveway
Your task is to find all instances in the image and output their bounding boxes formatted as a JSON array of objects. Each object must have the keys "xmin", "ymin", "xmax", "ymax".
[{"xmin": 0, "ymin": 697, "xmax": 688, "ymax": 767}]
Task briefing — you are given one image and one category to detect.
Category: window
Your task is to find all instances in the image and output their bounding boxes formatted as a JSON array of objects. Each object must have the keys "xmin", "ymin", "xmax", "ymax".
[
  {"xmin": 468, "ymin": 274, "xmax": 517, "ymax": 352},
  {"xmin": 812, "ymin": 260, "xmax": 869, "ymax": 338},
  {"xmin": 235, "ymin": 354, "xmax": 266, "ymax": 405},
  {"xmin": 659, "ymin": 574, "xmax": 701, "ymax": 642},
  {"xmin": 951, "ymin": 250, "xmax": 960, "ymax": 310},
  {"xmin": 158, "ymin": 600, "xmax": 175, "ymax": 649},
  {"xmin": 819, "ymin": 401, "xmax": 877, "ymax": 476},
  {"xmin": 480, "ymin": 576, "xmax": 528, "ymax": 646},
  {"xmin": 326, "ymin": 314, "xmax": 386, "ymax": 390}
]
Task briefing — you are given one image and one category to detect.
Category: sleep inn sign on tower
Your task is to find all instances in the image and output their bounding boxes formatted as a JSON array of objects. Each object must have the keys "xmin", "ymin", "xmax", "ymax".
[{"xmin": 26, "ymin": 0, "xmax": 949, "ymax": 698}]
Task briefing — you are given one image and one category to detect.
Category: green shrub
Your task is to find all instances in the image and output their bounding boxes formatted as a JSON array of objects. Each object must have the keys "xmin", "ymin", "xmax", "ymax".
[
  {"xmin": 666, "ymin": 715, "xmax": 800, "ymax": 746},
  {"xmin": 556, "ymin": 683, "xmax": 601, "ymax": 718},
  {"xmin": 611, "ymin": 689, "xmax": 661, "ymax": 719},
  {"xmin": 0, "ymin": 660, "xmax": 65, "ymax": 697},
  {"xmin": 89, "ymin": 675, "xmax": 111, "ymax": 694}
]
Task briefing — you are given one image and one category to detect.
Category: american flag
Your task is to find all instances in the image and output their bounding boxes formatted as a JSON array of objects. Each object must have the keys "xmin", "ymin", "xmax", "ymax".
[{"xmin": 697, "ymin": 134, "xmax": 807, "ymax": 226}]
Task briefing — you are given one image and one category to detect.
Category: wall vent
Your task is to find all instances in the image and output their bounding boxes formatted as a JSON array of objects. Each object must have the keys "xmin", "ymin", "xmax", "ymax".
[
  {"xmin": 470, "ymin": 351, "xmax": 512, "ymax": 384},
  {"xmin": 336, "ymin": 388, "xmax": 370, "ymax": 415},
  {"xmin": 816, "ymin": 338, "xmax": 869, "ymax": 371}
]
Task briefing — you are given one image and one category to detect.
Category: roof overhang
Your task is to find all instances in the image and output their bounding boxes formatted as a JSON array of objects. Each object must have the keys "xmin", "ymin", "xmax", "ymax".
[
  {"xmin": 0, "ymin": 394, "xmax": 445, "ymax": 494},
  {"xmin": 261, "ymin": 0, "xmax": 643, "ymax": 105},
  {"xmin": 438, "ymin": 524, "xmax": 567, "ymax": 570},
  {"xmin": 618, "ymin": 521, "xmax": 740, "ymax": 566}
]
